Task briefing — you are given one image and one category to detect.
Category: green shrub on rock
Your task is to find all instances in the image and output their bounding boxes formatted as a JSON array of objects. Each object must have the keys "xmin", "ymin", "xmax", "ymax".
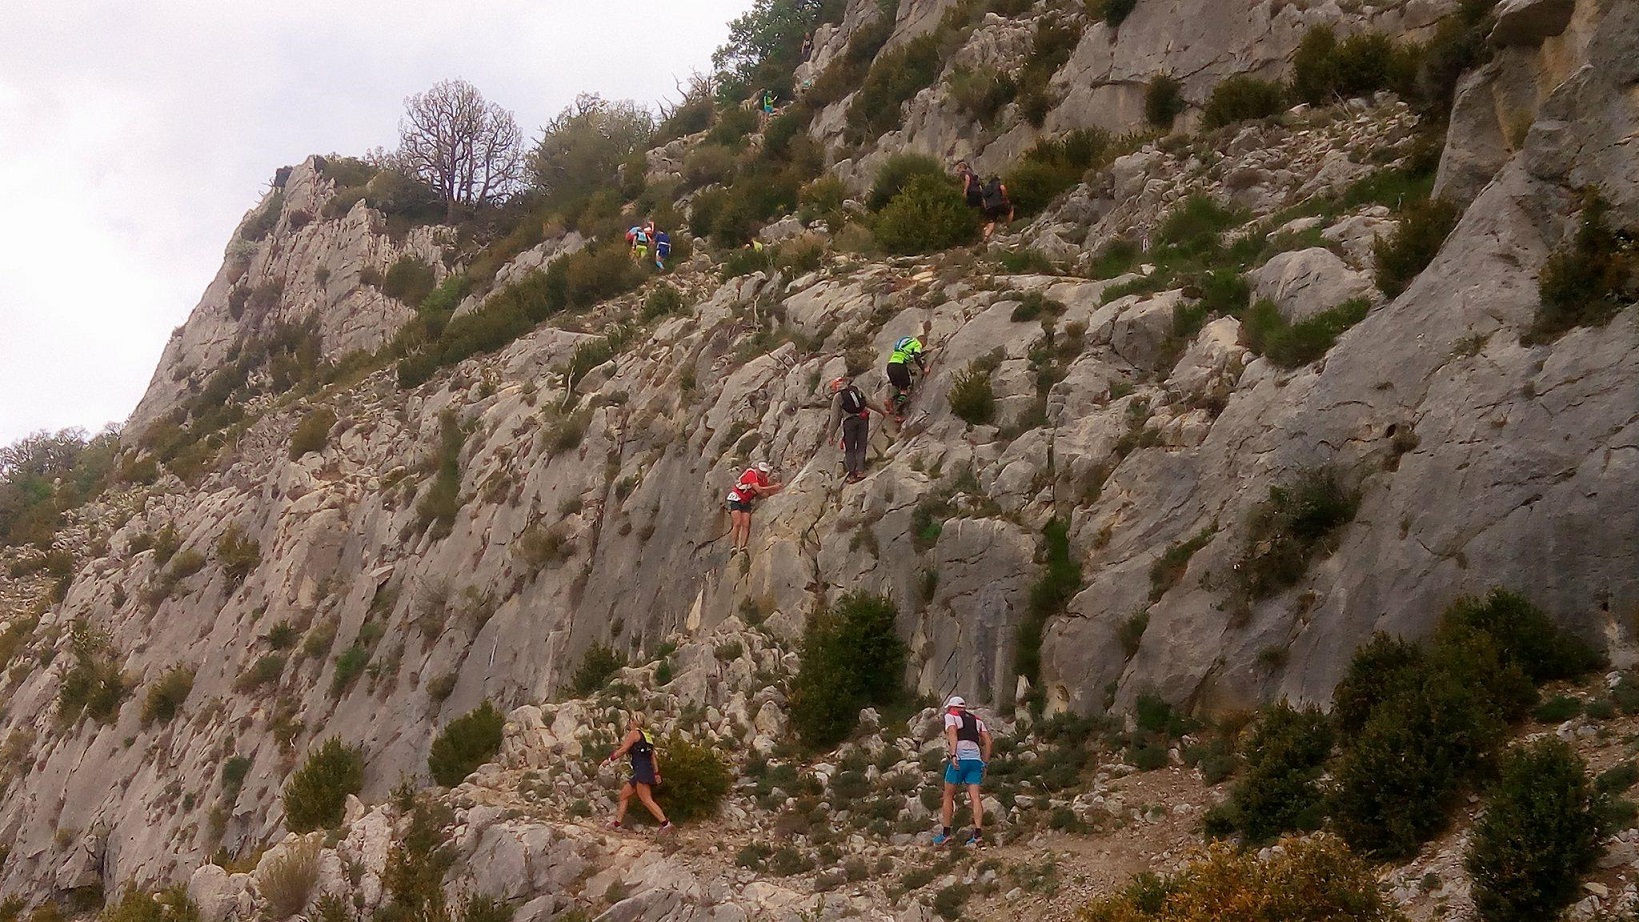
[
  {"xmin": 569, "ymin": 644, "xmax": 625, "ymax": 697},
  {"xmin": 142, "ymin": 666, "xmax": 195, "ymax": 726},
  {"xmin": 790, "ymin": 593, "xmax": 908, "ymax": 748},
  {"xmin": 289, "ymin": 408, "xmax": 337, "ymax": 460},
  {"xmin": 1438, "ymin": 589, "xmax": 1602, "ymax": 684},
  {"xmin": 947, "ymin": 363, "xmax": 996, "ymax": 426},
  {"xmin": 1529, "ymin": 193, "xmax": 1636, "ymax": 343},
  {"xmin": 654, "ymin": 733, "xmax": 732, "ymax": 822},
  {"xmin": 1466, "ymin": 738, "xmax": 1603, "ymax": 922},
  {"xmin": 1243, "ymin": 296, "xmax": 1371, "ymax": 368},
  {"xmin": 1374, "ymin": 197, "xmax": 1458, "ymax": 298},
  {"xmin": 1144, "ymin": 74, "xmax": 1185, "ymax": 129},
  {"xmin": 1331, "ymin": 632, "xmax": 1423, "ymax": 737},
  {"xmin": 1235, "ymin": 466, "xmax": 1358, "ymax": 600},
  {"xmin": 1202, "ymin": 76, "xmax": 1287, "ymax": 129},
  {"xmin": 1330, "ymin": 663, "xmax": 1504, "ymax": 858},
  {"xmin": 1206, "ymin": 702, "xmax": 1334, "ymax": 843},
  {"xmin": 866, "ymin": 153, "xmax": 948, "ymax": 212},
  {"xmin": 283, "ymin": 738, "xmax": 365, "ymax": 832},
  {"xmin": 873, "ymin": 175, "xmax": 978, "ymax": 255},
  {"xmin": 428, "ymin": 700, "xmax": 505, "ymax": 787}
]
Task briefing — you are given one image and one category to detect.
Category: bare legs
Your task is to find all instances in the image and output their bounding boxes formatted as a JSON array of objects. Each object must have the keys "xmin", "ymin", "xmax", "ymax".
[
  {"xmin": 730, "ymin": 509, "xmax": 752, "ymax": 552},
  {"xmin": 616, "ymin": 781, "xmax": 668, "ymax": 825}
]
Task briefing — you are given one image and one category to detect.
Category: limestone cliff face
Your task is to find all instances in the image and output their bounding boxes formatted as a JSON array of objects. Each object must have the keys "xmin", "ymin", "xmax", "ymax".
[
  {"xmin": 806, "ymin": 0, "xmax": 1455, "ymax": 186},
  {"xmin": 0, "ymin": 0, "xmax": 1635, "ymax": 909},
  {"xmin": 126, "ymin": 158, "xmax": 448, "ymax": 433}
]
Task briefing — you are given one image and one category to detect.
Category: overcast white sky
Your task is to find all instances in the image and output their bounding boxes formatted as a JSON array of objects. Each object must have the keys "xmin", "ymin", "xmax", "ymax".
[{"xmin": 0, "ymin": 0, "xmax": 750, "ymax": 446}]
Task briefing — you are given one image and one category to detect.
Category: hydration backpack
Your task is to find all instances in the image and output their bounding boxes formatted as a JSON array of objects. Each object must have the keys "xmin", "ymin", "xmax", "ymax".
[
  {"xmin": 839, "ymin": 386, "xmax": 866, "ymax": 416},
  {"xmin": 981, "ymin": 179, "xmax": 1007, "ymax": 210}
]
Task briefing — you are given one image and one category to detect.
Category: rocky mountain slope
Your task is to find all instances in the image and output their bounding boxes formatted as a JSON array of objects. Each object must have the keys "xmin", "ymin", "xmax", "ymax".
[{"xmin": 0, "ymin": 0, "xmax": 1635, "ymax": 917}]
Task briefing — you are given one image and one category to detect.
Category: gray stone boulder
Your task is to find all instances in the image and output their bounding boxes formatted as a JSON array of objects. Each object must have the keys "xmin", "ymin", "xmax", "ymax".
[
  {"xmin": 1252, "ymin": 248, "xmax": 1377, "ymax": 321},
  {"xmin": 1490, "ymin": 0, "xmax": 1575, "ymax": 46}
]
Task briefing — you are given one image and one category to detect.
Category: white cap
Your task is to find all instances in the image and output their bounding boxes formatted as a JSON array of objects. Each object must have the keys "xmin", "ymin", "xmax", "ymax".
[
  {"xmin": 945, "ymin": 696, "xmax": 966, "ymax": 709},
  {"xmin": 756, "ymin": 462, "xmax": 772, "ymax": 473}
]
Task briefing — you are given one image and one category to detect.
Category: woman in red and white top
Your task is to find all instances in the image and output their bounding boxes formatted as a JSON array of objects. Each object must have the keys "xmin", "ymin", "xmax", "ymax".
[{"xmin": 725, "ymin": 461, "xmax": 783, "ymax": 556}]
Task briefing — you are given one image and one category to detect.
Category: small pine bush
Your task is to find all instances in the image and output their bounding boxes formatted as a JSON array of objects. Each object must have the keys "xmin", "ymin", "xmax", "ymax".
[
  {"xmin": 866, "ymin": 153, "xmax": 948, "ymax": 212},
  {"xmin": 1208, "ymin": 702, "xmax": 1334, "ymax": 843},
  {"xmin": 428, "ymin": 700, "xmax": 505, "ymax": 787},
  {"xmin": 847, "ymin": 33, "xmax": 943, "ymax": 144},
  {"xmin": 1202, "ymin": 76, "xmax": 1287, "ymax": 129},
  {"xmin": 947, "ymin": 66, "xmax": 1017, "ymax": 124},
  {"xmin": 1015, "ymin": 518, "xmax": 1083, "ymax": 704},
  {"xmin": 283, "ymin": 738, "xmax": 365, "ymax": 832},
  {"xmin": 58, "ymin": 622, "xmax": 128, "ymax": 725},
  {"xmin": 569, "ymin": 644, "xmax": 625, "ymax": 696},
  {"xmin": 1529, "ymin": 193, "xmax": 1635, "ymax": 342},
  {"xmin": 1144, "ymin": 74, "xmax": 1185, "ymax": 129},
  {"xmin": 1332, "ymin": 632, "xmax": 1423, "ymax": 736},
  {"xmin": 798, "ymin": 175, "xmax": 849, "ymax": 228},
  {"xmin": 288, "ymin": 408, "xmax": 337, "ymax": 460},
  {"xmin": 142, "ymin": 666, "xmax": 194, "ymax": 726},
  {"xmin": 947, "ymin": 362, "xmax": 996, "ymax": 425},
  {"xmin": 100, "ymin": 887, "xmax": 201, "ymax": 922},
  {"xmin": 1235, "ymin": 467, "xmax": 1358, "ymax": 600},
  {"xmin": 1466, "ymin": 739, "xmax": 1603, "ymax": 922},
  {"xmin": 1330, "ymin": 663, "xmax": 1505, "ymax": 858},
  {"xmin": 257, "ymin": 837, "xmax": 321, "ymax": 919},
  {"xmin": 216, "ymin": 524, "xmax": 261, "ymax": 586},
  {"xmin": 641, "ymin": 284, "xmax": 685, "ymax": 321},
  {"xmin": 1290, "ymin": 27, "xmax": 1409, "ymax": 106},
  {"xmin": 790, "ymin": 593, "xmax": 908, "ymax": 748},
  {"xmin": 1374, "ymin": 197, "xmax": 1459, "ymax": 297},
  {"xmin": 872, "ymin": 175, "xmax": 979, "ymax": 255},
  {"xmin": 654, "ymin": 733, "xmax": 732, "ymax": 822},
  {"xmin": 380, "ymin": 256, "xmax": 436, "ymax": 306},
  {"xmin": 1439, "ymin": 589, "xmax": 1602, "ymax": 684}
]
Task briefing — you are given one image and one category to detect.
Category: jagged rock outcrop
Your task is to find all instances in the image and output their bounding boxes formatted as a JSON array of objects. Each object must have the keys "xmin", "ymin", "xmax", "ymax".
[{"xmin": 126, "ymin": 158, "xmax": 450, "ymax": 433}]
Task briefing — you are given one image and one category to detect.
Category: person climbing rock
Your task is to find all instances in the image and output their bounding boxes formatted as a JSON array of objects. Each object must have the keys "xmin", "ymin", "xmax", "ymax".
[
  {"xmin": 602, "ymin": 711, "xmax": 672, "ymax": 833},
  {"xmin": 626, "ymin": 223, "xmax": 651, "ymax": 263},
  {"xmin": 822, "ymin": 376, "xmax": 885, "ymax": 484},
  {"xmin": 653, "ymin": 227, "xmax": 671, "ymax": 271},
  {"xmin": 980, "ymin": 175, "xmax": 1014, "ymax": 240},
  {"xmin": 725, "ymin": 461, "xmax": 783, "ymax": 555},
  {"xmin": 885, "ymin": 335, "xmax": 927, "ymax": 420},
  {"xmin": 955, "ymin": 161, "xmax": 983, "ymax": 210},
  {"xmin": 759, "ymin": 88, "xmax": 777, "ymax": 126},
  {"xmin": 934, "ymin": 696, "xmax": 991, "ymax": 847}
]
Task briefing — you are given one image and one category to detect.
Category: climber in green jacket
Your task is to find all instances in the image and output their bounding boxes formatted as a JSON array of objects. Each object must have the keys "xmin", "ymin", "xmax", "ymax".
[{"xmin": 885, "ymin": 336, "xmax": 928, "ymax": 421}]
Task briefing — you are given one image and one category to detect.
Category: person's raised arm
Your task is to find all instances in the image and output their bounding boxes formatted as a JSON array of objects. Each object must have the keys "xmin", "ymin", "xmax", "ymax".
[
  {"xmin": 822, "ymin": 396, "xmax": 840, "ymax": 445},
  {"xmin": 604, "ymin": 728, "xmax": 639, "ymax": 764}
]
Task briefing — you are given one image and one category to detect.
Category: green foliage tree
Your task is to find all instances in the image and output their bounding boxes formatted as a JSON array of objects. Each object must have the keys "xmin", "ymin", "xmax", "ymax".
[
  {"xmin": 872, "ymin": 175, "xmax": 979, "ymax": 255},
  {"xmin": 428, "ymin": 701, "xmax": 505, "ymax": 787},
  {"xmin": 289, "ymin": 408, "xmax": 338, "ymax": 460},
  {"xmin": 0, "ymin": 427, "xmax": 118, "ymax": 549},
  {"xmin": 530, "ymin": 94, "xmax": 656, "ymax": 213},
  {"xmin": 1466, "ymin": 738, "xmax": 1603, "ymax": 922},
  {"xmin": 283, "ymin": 738, "xmax": 365, "ymax": 832},
  {"xmin": 866, "ymin": 153, "xmax": 949, "ymax": 212},
  {"xmin": 790, "ymin": 593, "xmax": 908, "ymax": 748},
  {"xmin": 142, "ymin": 666, "xmax": 195, "ymax": 726},
  {"xmin": 713, "ymin": 0, "xmax": 838, "ymax": 102}
]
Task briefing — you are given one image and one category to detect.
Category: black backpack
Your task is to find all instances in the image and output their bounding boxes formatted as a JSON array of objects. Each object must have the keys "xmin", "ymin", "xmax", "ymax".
[
  {"xmin": 839, "ymin": 386, "xmax": 866, "ymax": 416},
  {"xmin": 981, "ymin": 179, "xmax": 1007, "ymax": 210}
]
